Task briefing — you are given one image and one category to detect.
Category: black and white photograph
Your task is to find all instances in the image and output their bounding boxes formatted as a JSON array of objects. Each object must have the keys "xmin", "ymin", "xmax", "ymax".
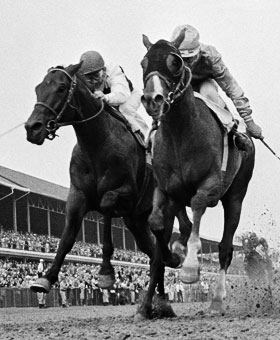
[{"xmin": 1, "ymin": 1, "xmax": 280, "ymax": 339}]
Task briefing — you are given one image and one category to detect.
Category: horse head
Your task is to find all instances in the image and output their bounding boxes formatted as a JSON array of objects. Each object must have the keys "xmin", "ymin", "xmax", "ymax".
[
  {"xmin": 141, "ymin": 29, "xmax": 192, "ymax": 120},
  {"xmin": 242, "ymin": 233, "xmax": 259, "ymax": 256},
  {"xmin": 242, "ymin": 236, "xmax": 253, "ymax": 256},
  {"xmin": 25, "ymin": 62, "xmax": 92, "ymax": 144}
]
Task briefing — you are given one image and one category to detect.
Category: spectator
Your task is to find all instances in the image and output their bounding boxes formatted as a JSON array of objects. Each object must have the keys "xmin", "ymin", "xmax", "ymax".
[
  {"xmin": 59, "ymin": 275, "xmax": 68, "ymax": 308},
  {"xmin": 101, "ymin": 288, "xmax": 109, "ymax": 306}
]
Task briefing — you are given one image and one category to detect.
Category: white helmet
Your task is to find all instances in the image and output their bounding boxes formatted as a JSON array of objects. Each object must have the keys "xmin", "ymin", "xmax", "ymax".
[{"xmin": 171, "ymin": 24, "xmax": 201, "ymax": 57}]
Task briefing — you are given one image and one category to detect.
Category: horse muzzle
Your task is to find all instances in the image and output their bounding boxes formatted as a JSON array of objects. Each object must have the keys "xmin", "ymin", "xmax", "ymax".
[
  {"xmin": 141, "ymin": 93, "xmax": 168, "ymax": 119},
  {"xmin": 25, "ymin": 119, "xmax": 47, "ymax": 145}
]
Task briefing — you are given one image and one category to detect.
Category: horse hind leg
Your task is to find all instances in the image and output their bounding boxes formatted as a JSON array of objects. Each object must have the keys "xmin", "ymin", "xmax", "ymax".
[
  {"xmin": 210, "ymin": 194, "xmax": 244, "ymax": 314},
  {"xmin": 98, "ymin": 215, "xmax": 116, "ymax": 289}
]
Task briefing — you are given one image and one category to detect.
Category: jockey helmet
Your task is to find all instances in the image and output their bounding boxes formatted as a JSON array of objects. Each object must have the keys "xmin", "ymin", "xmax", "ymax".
[
  {"xmin": 80, "ymin": 51, "xmax": 105, "ymax": 74},
  {"xmin": 171, "ymin": 24, "xmax": 201, "ymax": 57}
]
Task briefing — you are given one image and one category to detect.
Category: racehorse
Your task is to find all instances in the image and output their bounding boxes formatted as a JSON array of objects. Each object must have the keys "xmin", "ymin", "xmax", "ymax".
[
  {"xmin": 24, "ymin": 64, "xmax": 191, "ymax": 310},
  {"xmin": 242, "ymin": 236, "xmax": 273, "ymax": 282},
  {"xmin": 137, "ymin": 30, "xmax": 255, "ymax": 318}
]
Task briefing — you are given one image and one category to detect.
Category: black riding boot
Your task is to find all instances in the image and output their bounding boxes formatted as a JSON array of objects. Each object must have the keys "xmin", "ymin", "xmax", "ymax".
[{"xmin": 232, "ymin": 128, "xmax": 252, "ymax": 152}]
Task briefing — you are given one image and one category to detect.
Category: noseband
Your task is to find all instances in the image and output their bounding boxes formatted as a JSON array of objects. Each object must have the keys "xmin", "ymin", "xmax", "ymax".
[
  {"xmin": 144, "ymin": 65, "xmax": 191, "ymax": 115},
  {"xmin": 35, "ymin": 68, "xmax": 104, "ymax": 140}
]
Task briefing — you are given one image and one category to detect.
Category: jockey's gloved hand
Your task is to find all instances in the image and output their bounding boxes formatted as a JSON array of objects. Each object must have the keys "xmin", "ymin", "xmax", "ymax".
[
  {"xmin": 246, "ymin": 119, "xmax": 263, "ymax": 139},
  {"xmin": 93, "ymin": 90, "xmax": 106, "ymax": 101}
]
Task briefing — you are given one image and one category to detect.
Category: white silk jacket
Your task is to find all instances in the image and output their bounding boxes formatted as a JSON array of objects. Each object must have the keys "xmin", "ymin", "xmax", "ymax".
[{"xmin": 103, "ymin": 63, "xmax": 131, "ymax": 106}]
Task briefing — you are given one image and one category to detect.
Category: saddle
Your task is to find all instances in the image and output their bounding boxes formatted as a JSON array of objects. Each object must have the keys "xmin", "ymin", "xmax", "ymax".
[
  {"xmin": 194, "ymin": 92, "xmax": 253, "ymax": 153},
  {"xmin": 104, "ymin": 103, "xmax": 146, "ymax": 149}
]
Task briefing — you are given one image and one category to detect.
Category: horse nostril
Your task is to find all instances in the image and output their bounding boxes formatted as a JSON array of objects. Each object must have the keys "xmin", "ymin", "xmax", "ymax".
[
  {"xmin": 32, "ymin": 122, "xmax": 43, "ymax": 132},
  {"xmin": 141, "ymin": 95, "xmax": 147, "ymax": 106},
  {"xmin": 154, "ymin": 94, "xmax": 164, "ymax": 104},
  {"xmin": 25, "ymin": 122, "xmax": 43, "ymax": 134}
]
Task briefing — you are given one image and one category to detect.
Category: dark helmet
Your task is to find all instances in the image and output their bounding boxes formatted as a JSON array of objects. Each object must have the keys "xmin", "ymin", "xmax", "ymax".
[{"xmin": 80, "ymin": 51, "xmax": 105, "ymax": 74}]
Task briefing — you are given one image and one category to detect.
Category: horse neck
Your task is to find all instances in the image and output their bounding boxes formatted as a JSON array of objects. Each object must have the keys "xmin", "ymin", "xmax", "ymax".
[
  {"xmin": 73, "ymin": 84, "xmax": 112, "ymax": 150},
  {"xmin": 162, "ymin": 86, "xmax": 197, "ymax": 133}
]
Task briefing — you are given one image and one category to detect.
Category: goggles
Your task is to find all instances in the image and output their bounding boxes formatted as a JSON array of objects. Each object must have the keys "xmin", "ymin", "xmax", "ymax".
[{"xmin": 84, "ymin": 69, "xmax": 104, "ymax": 82}]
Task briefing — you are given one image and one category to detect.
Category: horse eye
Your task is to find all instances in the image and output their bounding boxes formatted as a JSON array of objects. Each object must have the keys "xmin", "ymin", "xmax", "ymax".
[
  {"xmin": 141, "ymin": 57, "xmax": 148, "ymax": 72},
  {"xmin": 166, "ymin": 54, "xmax": 183, "ymax": 76},
  {"xmin": 58, "ymin": 84, "xmax": 66, "ymax": 92}
]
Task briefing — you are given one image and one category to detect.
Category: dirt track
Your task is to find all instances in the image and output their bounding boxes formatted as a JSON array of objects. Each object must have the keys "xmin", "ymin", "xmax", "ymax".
[{"xmin": 1, "ymin": 300, "xmax": 280, "ymax": 340}]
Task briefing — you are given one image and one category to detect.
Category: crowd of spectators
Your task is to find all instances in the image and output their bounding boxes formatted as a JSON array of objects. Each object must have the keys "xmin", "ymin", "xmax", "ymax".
[
  {"xmin": 0, "ymin": 230, "xmax": 149, "ymax": 264},
  {"xmin": 0, "ymin": 227, "xmax": 258, "ymax": 308},
  {"xmin": 0, "ymin": 256, "xmax": 220, "ymax": 306},
  {"xmin": 2, "ymin": 230, "xmax": 247, "ymax": 273}
]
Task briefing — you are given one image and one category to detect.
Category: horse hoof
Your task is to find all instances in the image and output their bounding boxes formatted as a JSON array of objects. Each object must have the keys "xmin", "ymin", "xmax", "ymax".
[
  {"xmin": 164, "ymin": 253, "xmax": 181, "ymax": 269},
  {"xmin": 172, "ymin": 240, "xmax": 186, "ymax": 263},
  {"xmin": 148, "ymin": 210, "xmax": 164, "ymax": 232},
  {"xmin": 134, "ymin": 312, "xmax": 147, "ymax": 322},
  {"xmin": 30, "ymin": 278, "xmax": 51, "ymax": 293},
  {"xmin": 179, "ymin": 267, "xmax": 200, "ymax": 283},
  {"xmin": 209, "ymin": 300, "xmax": 226, "ymax": 315},
  {"xmin": 100, "ymin": 191, "xmax": 118, "ymax": 211},
  {"xmin": 98, "ymin": 274, "xmax": 115, "ymax": 289}
]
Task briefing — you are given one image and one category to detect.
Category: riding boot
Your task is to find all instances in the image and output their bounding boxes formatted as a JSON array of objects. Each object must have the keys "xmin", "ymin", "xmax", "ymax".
[
  {"xmin": 133, "ymin": 129, "xmax": 146, "ymax": 148},
  {"xmin": 231, "ymin": 128, "xmax": 252, "ymax": 152}
]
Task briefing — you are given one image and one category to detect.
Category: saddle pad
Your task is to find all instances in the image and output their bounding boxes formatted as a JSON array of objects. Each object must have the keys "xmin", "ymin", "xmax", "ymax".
[{"xmin": 194, "ymin": 92, "xmax": 235, "ymax": 132}]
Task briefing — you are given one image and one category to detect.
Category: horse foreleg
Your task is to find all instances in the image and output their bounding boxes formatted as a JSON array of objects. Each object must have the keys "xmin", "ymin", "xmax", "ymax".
[
  {"xmin": 31, "ymin": 187, "xmax": 87, "ymax": 293},
  {"xmin": 98, "ymin": 215, "xmax": 115, "ymax": 289},
  {"xmin": 172, "ymin": 209, "xmax": 192, "ymax": 263},
  {"xmin": 148, "ymin": 187, "xmax": 165, "ymax": 232},
  {"xmin": 124, "ymin": 215, "xmax": 155, "ymax": 260},
  {"xmin": 100, "ymin": 183, "xmax": 133, "ymax": 215},
  {"xmin": 180, "ymin": 188, "xmax": 214, "ymax": 283},
  {"xmin": 135, "ymin": 243, "xmax": 174, "ymax": 321},
  {"xmin": 149, "ymin": 188, "xmax": 180, "ymax": 268}
]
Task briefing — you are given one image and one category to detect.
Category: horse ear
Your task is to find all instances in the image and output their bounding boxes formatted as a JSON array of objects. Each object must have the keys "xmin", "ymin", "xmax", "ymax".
[
  {"xmin": 142, "ymin": 34, "xmax": 152, "ymax": 50},
  {"xmin": 172, "ymin": 28, "xmax": 186, "ymax": 49},
  {"xmin": 66, "ymin": 62, "xmax": 83, "ymax": 76}
]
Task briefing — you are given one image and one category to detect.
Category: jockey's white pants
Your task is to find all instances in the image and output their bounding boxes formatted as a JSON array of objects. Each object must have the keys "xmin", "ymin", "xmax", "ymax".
[
  {"xmin": 119, "ymin": 89, "xmax": 149, "ymax": 137},
  {"xmin": 198, "ymin": 79, "xmax": 227, "ymax": 109}
]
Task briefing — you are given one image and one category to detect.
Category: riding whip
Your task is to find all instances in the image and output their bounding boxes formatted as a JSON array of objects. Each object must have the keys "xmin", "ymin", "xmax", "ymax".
[{"xmin": 260, "ymin": 138, "xmax": 280, "ymax": 161}]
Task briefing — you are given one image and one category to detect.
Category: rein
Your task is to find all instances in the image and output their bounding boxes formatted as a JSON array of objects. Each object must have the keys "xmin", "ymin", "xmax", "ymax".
[
  {"xmin": 144, "ymin": 66, "xmax": 191, "ymax": 145},
  {"xmin": 35, "ymin": 68, "xmax": 104, "ymax": 140},
  {"xmin": 144, "ymin": 66, "xmax": 191, "ymax": 116}
]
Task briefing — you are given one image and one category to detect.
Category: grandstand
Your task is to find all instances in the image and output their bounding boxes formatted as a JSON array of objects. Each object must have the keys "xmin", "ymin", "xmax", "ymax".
[
  {"xmin": 0, "ymin": 165, "xmax": 242, "ymax": 256},
  {"xmin": 0, "ymin": 165, "xmax": 246, "ymax": 308}
]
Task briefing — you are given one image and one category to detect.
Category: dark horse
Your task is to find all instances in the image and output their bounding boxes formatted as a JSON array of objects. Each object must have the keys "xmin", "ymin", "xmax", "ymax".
[
  {"xmin": 137, "ymin": 31, "xmax": 255, "ymax": 318},
  {"xmin": 242, "ymin": 236, "xmax": 273, "ymax": 283},
  {"xmin": 25, "ymin": 64, "xmax": 190, "ymax": 313}
]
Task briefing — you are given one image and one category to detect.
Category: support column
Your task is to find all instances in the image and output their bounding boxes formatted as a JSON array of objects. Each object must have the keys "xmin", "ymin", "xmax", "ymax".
[
  {"xmin": 27, "ymin": 197, "xmax": 31, "ymax": 233},
  {"xmin": 13, "ymin": 194, "xmax": 17, "ymax": 232},
  {"xmin": 82, "ymin": 219, "xmax": 85, "ymax": 242},
  {"xmin": 47, "ymin": 208, "xmax": 51, "ymax": 237},
  {"xmin": 122, "ymin": 225, "xmax": 126, "ymax": 250},
  {"xmin": 96, "ymin": 219, "xmax": 100, "ymax": 246}
]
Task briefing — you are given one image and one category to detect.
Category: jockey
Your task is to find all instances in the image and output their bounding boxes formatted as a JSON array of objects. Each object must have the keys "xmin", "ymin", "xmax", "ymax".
[
  {"xmin": 79, "ymin": 51, "xmax": 149, "ymax": 139},
  {"xmin": 257, "ymin": 237, "xmax": 269, "ymax": 259},
  {"xmin": 171, "ymin": 25, "xmax": 263, "ymax": 149}
]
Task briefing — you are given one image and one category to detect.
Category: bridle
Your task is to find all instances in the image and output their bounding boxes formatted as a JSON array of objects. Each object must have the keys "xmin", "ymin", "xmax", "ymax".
[
  {"xmin": 34, "ymin": 68, "xmax": 104, "ymax": 140},
  {"xmin": 144, "ymin": 65, "xmax": 191, "ymax": 118}
]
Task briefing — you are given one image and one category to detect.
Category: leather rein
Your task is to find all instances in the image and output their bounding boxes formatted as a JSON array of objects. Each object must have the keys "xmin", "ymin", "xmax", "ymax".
[{"xmin": 34, "ymin": 68, "xmax": 104, "ymax": 140}]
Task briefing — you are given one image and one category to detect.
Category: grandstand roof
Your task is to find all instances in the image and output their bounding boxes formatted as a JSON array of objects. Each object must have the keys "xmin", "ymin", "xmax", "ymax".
[{"xmin": 0, "ymin": 165, "xmax": 69, "ymax": 201}]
